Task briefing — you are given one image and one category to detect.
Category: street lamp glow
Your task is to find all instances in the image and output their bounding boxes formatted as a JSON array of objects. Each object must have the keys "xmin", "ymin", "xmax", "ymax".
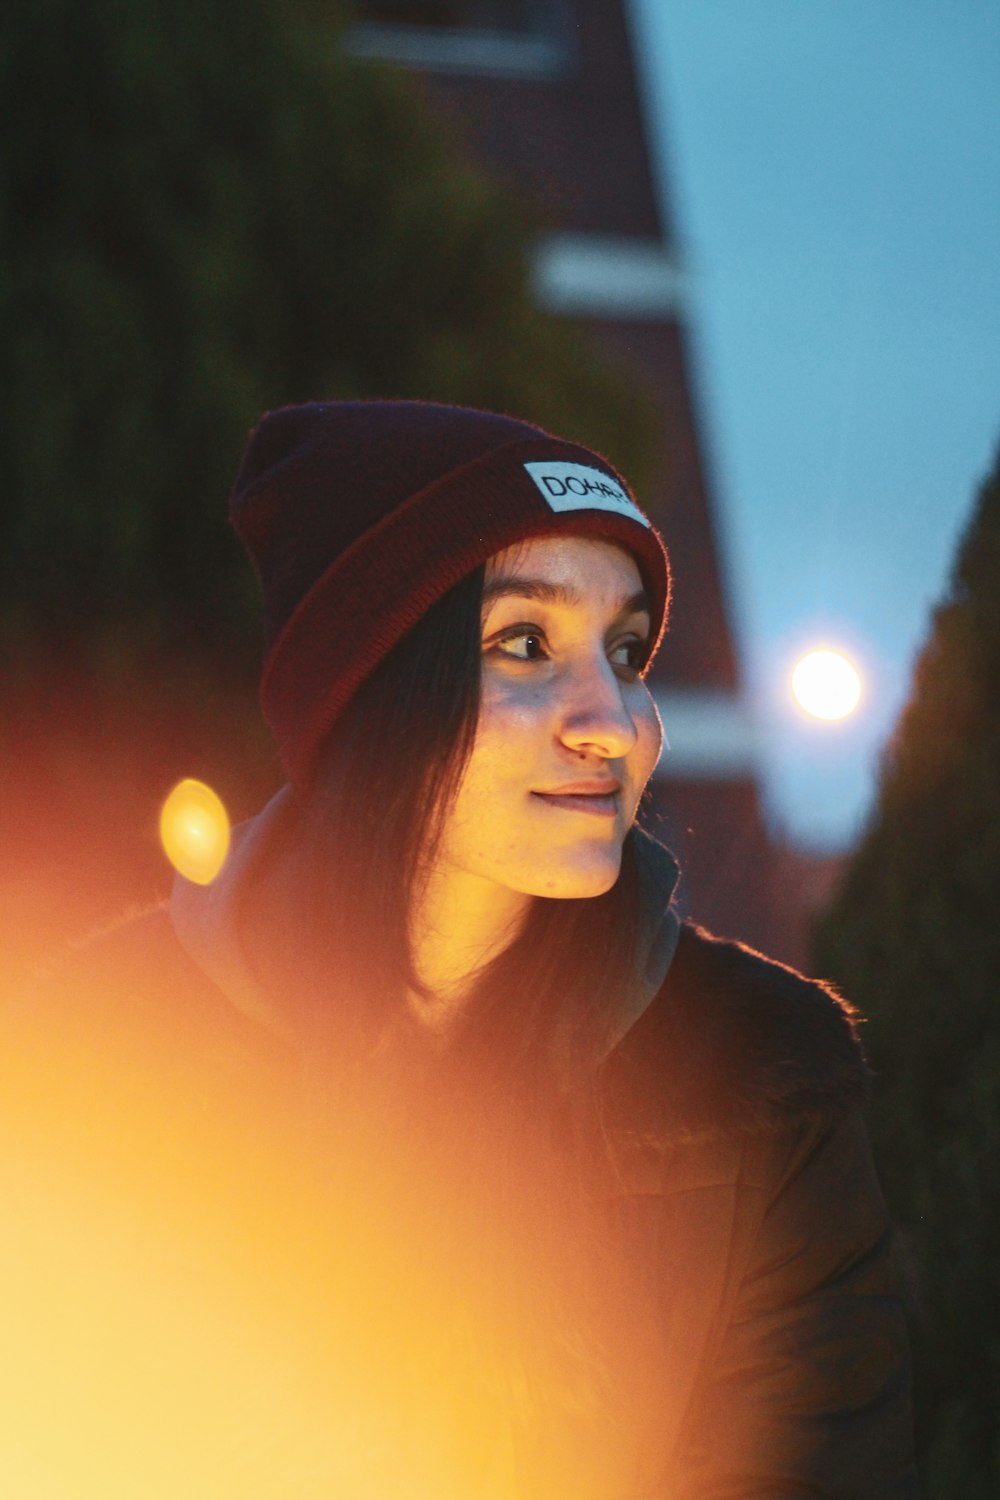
[
  {"xmin": 160, "ymin": 778, "xmax": 231, "ymax": 884},
  {"xmin": 791, "ymin": 649, "xmax": 862, "ymax": 721}
]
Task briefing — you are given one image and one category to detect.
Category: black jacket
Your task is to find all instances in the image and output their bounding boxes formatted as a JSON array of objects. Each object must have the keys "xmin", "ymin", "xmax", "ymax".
[
  {"xmin": 601, "ymin": 920, "xmax": 918, "ymax": 1496},
  {"xmin": 2, "ymin": 906, "xmax": 919, "ymax": 1497}
]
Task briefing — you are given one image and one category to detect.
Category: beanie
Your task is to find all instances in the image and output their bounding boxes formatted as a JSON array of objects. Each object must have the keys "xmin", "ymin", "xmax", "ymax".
[{"xmin": 229, "ymin": 399, "xmax": 670, "ymax": 791}]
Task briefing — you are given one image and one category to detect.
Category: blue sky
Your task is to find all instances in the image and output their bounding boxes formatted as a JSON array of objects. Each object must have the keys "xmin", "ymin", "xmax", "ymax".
[{"xmin": 631, "ymin": 0, "xmax": 1000, "ymax": 849}]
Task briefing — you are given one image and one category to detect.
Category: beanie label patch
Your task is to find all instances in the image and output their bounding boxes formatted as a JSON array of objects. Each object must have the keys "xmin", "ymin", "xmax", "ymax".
[{"xmin": 523, "ymin": 461, "xmax": 649, "ymax": 527}]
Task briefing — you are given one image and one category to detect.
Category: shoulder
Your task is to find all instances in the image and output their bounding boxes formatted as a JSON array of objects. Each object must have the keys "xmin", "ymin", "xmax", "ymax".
[{"xmin": 606, "ymin": 920, "xmax": 870, "ymax": 1145}]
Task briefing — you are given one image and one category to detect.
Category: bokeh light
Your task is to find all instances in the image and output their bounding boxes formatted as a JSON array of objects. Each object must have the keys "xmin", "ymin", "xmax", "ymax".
[
  {"xmin": 791, "ymin": 649, "xmax": 862, "ymax": 721},
  {"xmin": 159, "ymin": 778, "xmax": 230, "ymax": 884}
]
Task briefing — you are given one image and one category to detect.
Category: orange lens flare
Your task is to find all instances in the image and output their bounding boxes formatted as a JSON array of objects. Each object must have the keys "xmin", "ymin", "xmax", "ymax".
[{"xmin": 159, "ymin": 778, "xmax": 230, "ymax": 884}]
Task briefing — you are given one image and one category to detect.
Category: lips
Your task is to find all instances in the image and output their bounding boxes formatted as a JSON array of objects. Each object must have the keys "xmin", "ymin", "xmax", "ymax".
[{"xmin": 531, "ymin": 781, "xmax": 622, "ymax": 818}]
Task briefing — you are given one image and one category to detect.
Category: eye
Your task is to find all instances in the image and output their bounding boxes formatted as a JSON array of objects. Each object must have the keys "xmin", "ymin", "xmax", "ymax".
[
  {"xmin": 608, "ymin": 635, "xmax": 647, "ymax": 677},
  {"xmin": 488, "ymin": 626, "xmax": 550, "ymax": 662}
]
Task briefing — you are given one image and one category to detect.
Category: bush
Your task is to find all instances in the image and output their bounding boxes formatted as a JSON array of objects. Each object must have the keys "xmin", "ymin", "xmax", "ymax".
[
  {"xmin": 1, "ymin": 0, "xmax": 653, "ymax": 655},
  {"xmin": 815, "ymin": 442, "xmax": 1000, "ymax": 1495}
]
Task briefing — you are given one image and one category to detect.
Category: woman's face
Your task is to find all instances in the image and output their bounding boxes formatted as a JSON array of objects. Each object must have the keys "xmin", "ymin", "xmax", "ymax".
[{"xmin": 431, "ymin": 535, "xmax": 663, "ymax": 908}]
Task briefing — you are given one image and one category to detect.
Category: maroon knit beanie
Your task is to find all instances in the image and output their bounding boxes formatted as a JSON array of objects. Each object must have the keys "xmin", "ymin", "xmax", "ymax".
[{"xmin": 229, "ymin": 399, "xmax": 670, "ymax": 791}]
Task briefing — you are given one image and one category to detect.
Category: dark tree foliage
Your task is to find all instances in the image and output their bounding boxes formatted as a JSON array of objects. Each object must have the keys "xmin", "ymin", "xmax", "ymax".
[
  {"xmin": 0, "ymin": 0, "xmax": 654, "ymax": 659},
  {"xmin": 0, "ymin": 0, "xmax": 655, "ymax": 969},
  {"xmin": 815, "ymin": 443, "xmax": 1000, "ymax": 1498}
]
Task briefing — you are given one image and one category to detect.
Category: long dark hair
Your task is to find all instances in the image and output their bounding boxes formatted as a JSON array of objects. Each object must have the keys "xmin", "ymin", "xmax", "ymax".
[
  {"xmin": 249, "ymin": 561, "xmax": 651, "ymax": 1486},
  {"xmin": 280, "ymin": 560, "xmax": 645, "ymax": 1091}
]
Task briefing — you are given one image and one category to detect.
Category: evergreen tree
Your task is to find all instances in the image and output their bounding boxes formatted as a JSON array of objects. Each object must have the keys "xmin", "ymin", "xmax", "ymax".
[
  {"xmin": 0, "ymin": 0, "xmax": 653, "ymax": 656},
  {"xmin": 816, "ymin": 443, "xmax": 1000, "ymax": 1497}
]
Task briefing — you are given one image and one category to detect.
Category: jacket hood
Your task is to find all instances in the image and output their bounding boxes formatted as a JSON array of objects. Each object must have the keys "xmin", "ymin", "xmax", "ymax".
[{"xmin": 170, "ymin": 788, "xmax": 681, "ymax": 1053}]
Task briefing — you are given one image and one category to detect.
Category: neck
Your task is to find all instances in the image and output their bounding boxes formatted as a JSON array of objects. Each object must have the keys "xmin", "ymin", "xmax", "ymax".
[{"xmin": 409, "ymin": 862, "xmax": 532, "ymax": 1030}]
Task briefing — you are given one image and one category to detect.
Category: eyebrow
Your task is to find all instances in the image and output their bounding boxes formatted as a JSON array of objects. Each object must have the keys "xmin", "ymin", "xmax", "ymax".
[{"xmin": 482, "ymin": 575, "xmax": 650, "ymax": 620}]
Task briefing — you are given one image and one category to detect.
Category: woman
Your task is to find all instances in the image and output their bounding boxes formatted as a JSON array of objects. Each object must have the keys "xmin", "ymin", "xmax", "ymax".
[{"xmin": 8, "ymin": 400, "xmax": 918, "ymax": 1496}]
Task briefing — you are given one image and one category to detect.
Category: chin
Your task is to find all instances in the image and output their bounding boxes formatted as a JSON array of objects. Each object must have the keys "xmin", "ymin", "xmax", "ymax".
[{"xmin": 527, "ymin": 848, "xmax": 624, "ymax": 901}]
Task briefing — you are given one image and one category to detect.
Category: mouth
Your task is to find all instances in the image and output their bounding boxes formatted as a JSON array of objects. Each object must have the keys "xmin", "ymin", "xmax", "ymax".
[{"xmin": 531, "ymin": 784, "xmax": 622, "ymax": 819}]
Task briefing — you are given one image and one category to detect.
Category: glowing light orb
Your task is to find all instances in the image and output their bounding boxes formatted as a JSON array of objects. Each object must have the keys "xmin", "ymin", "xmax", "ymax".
[
  {"xmin": 160, "ymin": 778, "xmax": 231, "ymax": 884},
  {"xmin": 791, "ymin": 649, "xmax": 862, "ymax": 721}
]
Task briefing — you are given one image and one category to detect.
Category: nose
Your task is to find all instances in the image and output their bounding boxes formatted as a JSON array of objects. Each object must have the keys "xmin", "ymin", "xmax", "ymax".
[{"xmin": 557, "ymin": 653, "xmax": 639, "ymax": 760}]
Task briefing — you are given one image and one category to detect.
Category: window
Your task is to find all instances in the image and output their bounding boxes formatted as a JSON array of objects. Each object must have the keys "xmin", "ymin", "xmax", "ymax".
[{"xmin": 345, "ymin": 0, "xmax": 573, "ymax": 79}]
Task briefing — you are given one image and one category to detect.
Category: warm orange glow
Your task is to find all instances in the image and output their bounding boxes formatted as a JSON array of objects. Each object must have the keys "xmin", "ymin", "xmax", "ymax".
[
  {"xmin": 5, "ymin": 825, "xmax": 615, "ymax": 1495},
  {"xmin": 159, "ymin": 778, "xmax": 230, "ymax": 884},
  {"xmin": 0, "ymin": 1050, "xmax": 541, "ymax": 1497},
  {"xmin": 791, "ymin": 648, "xmax": 862, "ymax": 721}
]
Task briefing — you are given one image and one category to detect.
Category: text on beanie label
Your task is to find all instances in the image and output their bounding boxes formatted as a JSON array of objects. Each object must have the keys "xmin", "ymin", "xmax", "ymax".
[{"xmin": 523, "ymin": 461, "xmax": 650, "ymax": 527}]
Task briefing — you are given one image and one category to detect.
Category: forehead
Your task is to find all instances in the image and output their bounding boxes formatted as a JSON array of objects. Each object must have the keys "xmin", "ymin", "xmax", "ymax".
[{"xmin": 485, "ymin": 534, "xmax": 643, "ymax": 597}]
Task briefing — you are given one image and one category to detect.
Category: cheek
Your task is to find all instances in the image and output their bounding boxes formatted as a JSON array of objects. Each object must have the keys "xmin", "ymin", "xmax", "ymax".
[
  {"xmin": 449, "ymin": 677, "xmax": 541, "ymax": 817},
  {"xmin": 474, "ymin": 672, "xmax": 548, "ymax": 755}
]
